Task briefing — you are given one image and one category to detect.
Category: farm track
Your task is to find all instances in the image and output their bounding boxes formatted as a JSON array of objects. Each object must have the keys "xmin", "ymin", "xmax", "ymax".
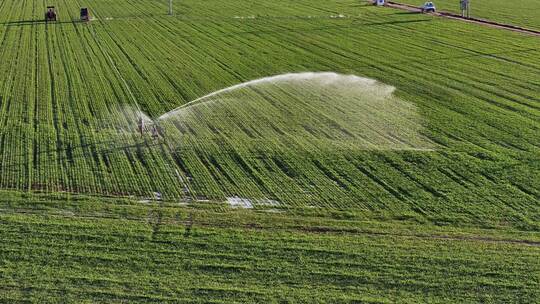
[
  {"xmin": 386, "ymin": 1, "xmax": 540, "ymax": 36},
  {"xmin": 397, "ymin": 0, "xmax": 540, "ymax": 31}
]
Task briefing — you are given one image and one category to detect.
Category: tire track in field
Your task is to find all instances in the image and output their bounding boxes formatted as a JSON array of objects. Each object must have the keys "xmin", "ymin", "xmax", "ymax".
[{"xmin": 2, "ymin": 208, "xmax": 539, "ymax": 247}]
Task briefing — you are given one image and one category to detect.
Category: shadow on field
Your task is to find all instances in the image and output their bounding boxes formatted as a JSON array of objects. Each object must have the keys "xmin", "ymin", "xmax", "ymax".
[
  {"xmin": 0, "ymin": 19, "xmax": 84, "ymax": 26},
  {"xmin": 344, "ymin": 3, "xmax": 384, "ymax": 8},
  {"xmin": 393, "ymin": 11, "xmax": 422, "ymax": 15},
  {"xmin": 362, "ymin": 19, "xmax": 430, "ymax": 26},
  {"xmin": 0, "ymin": 135, "xmax": 164, "ymax": 171},
  {"xmin": 0, "ymin": 20, "xmax": 46, "ymax": 26}
]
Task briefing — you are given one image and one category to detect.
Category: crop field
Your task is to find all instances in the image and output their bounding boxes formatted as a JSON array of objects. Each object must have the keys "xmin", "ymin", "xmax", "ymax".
[
  {"xmin": 1, "ymin": 191, "xmax": 539, "ymax": 303},
  {"xmin": 0, "ymin": 0, "xmax": 539, "ymax": 302},
  {"xmin": 400, "ymin": 0, "xmax": 540, "ymax": 30}
]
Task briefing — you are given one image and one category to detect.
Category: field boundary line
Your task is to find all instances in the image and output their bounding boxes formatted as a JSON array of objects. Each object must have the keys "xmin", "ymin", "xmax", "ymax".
[
  {"xmin": 385, "ymin": 1, "xmax": 540, "ymax": 37},
  {"xmin": 2, "ymin": 206, "xmax": 539, "ymax": 247}
]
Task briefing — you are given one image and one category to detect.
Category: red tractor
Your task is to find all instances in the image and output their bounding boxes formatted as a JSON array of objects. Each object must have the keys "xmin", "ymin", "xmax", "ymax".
[
  {"xmin": 80, "ymin": 7, "xmax": 90, "ymax": 22},
  {"xmin": 45, "ymin": 6, "xmax": 57, "ymax": 22}
]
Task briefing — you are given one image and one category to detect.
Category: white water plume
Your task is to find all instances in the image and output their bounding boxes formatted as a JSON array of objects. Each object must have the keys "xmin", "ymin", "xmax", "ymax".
[
  {"xmin": 117, "ymin": 106, "xmax": 153, "ymax": 133},
  {"xmin": 157, "ymin": 72, "xmax": 434, "ymax": 152},
  {"xmin": 160, "ymin": 73, "xmax": 392, "ymax": 120}
]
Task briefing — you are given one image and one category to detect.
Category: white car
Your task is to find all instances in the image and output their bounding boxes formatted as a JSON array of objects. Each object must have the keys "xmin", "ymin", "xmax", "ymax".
[{"xmin": 421, "ymin": 2, "xmax": 436, "ymax": 13}]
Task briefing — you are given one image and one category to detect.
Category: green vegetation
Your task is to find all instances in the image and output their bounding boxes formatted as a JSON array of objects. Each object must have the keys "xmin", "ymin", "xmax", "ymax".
[
  {"xmin": 1, "ymin": 191, "xmax": 539, "ymax": 303},
  {"xmin": 400, "ymin": 0, "xmax": 540, "ymax": 30},
  {"xmin": 0, "ymin": 0, "xmax": 538, "ymax": 227},
  {"xmin": 0, "ymin": 0, "xmax": 538, "ymax": 302}
]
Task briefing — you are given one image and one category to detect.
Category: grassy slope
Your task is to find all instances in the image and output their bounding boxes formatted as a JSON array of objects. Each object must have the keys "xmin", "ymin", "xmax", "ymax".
[
  {"xmin": 399, "ymin": 0, "xmax": 540, "ymax": 30},
  {"xmin": 0, "ymin": 191, "xmax": 539, "ymax": 303}
]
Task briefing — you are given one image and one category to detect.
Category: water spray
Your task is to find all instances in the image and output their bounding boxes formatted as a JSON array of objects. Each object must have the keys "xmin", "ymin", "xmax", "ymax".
[{"xmin": 155, "ymin": 72, "xmax": 434, "ymax": 152}]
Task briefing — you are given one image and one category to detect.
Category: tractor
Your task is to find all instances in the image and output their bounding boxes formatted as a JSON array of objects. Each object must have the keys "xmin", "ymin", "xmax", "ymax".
[
  {"xmin": 80, "ymin": 7, "xmax": 90, "ymax": 22},
  {"xmin": 45, "ymin": 6, "xmax": 57, "ymax": 22}
]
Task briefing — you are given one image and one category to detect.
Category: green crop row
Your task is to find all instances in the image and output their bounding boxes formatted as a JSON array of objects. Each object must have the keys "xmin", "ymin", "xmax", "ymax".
[
  {"xmin": 0, "ymin": 191, "xmax": 538, "ymax": 303},
  {"xmin": 0, "ymin": 1, "xmax": 538, "ymax": 228}
]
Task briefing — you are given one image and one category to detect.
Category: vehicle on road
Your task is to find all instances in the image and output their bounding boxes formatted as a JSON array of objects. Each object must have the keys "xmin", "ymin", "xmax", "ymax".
[{"xmin": 421, "ymin": 2, "xmax": 436, "ymax": 13}]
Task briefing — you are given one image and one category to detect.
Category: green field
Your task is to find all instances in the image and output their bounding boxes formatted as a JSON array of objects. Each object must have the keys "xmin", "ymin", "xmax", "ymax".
[
  {"xmin": 1, "ymin": 191, "xmax": 539, "ymax": 303},
  {"xmin": 0, "ymin": 0, "xmax": 539, "ymax": 302},
  {"xmin": 401, "ymin": 0, "xmax": 540, "ymax": 30}
]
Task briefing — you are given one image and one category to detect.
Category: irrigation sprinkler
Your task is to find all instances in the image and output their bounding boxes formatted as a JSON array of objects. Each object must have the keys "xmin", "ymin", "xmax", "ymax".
[{"xmin": 168, "ymin": 0, "xmax": 173, "ymax": 15}]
